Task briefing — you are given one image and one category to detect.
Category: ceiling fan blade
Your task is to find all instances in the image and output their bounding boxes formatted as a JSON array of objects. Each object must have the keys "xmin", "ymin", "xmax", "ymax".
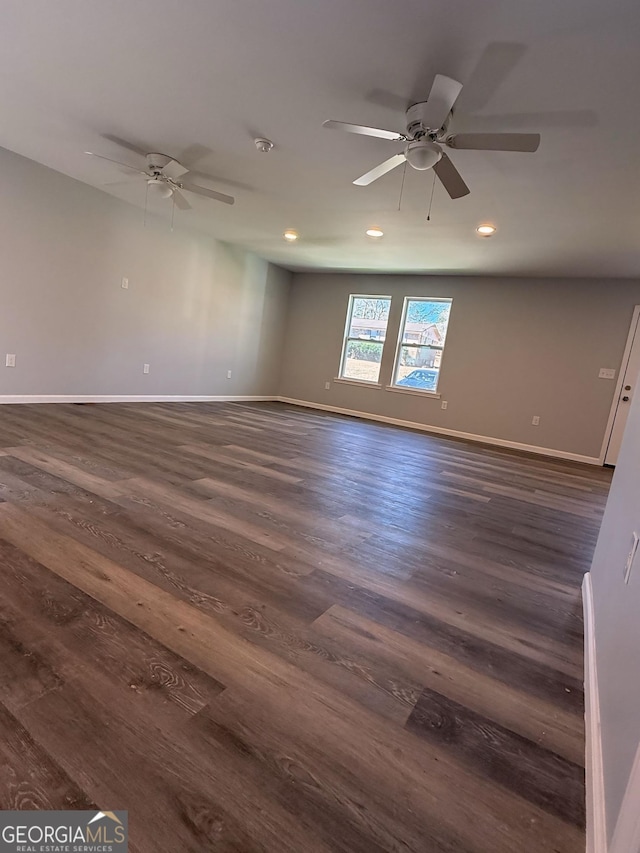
[
  {"xmin": 454, "ymin": 110, "xmax": 596, "ymax": 131},
  {"xmin": 353, "ymin": 153, "xmax": 407, "ymax": 186},
  {"xmin": 171, "ymin": 189, "xmax": 191, "ymax": 210},
  {"xmin": 432, "ymin": 153, "xmax": 470, "ymax": 199},
  {"xmin": 161, "ymin": 158, "xmax": 188, "ymax": 180},
  {"xmin": 179, "ymin": 143, "xmax": 212, "ymax": 167},
  {"xmin": 323, "ymin": 120, "xmax": 406, "ymax": 141},
  {"xmin": 422, "ymin": 75, "xmax": 463, "ymax": 130},
  {"xmin": 446, "ymin": 132, "xmax": 540, "ymax": 152},
  {"xmin": 101, "ymin": 134, "xmax": 151, "ymax": 157},
  {"xmin": 364, "ymin": 89, "xmax": 409, "ymax": 112},
  {"xmin": 185, "ymin": 170, "xmax": 252, "ymax": 192},
  {"xmin": 454, "ymin": 42, "xmax": 526, "ymax": 113},
  {"xmin": 102, "ymin": 179, "xmax": 139, "ymax": 187},
  {"xmin": 84, "ymin": 151, "xmax": 145, "ymax": 173},
  {"xmin": 181, "ymin": 182, "xmax": 235, "ymax": 205}
]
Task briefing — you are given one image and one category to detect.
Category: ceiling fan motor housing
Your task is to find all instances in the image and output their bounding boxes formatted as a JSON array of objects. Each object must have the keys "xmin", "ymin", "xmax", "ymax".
[
  {"xmin": 146, "ymin": 153, "xmax": 172, "ymax": 173},
  {"xmin": 406, "ymin": 101, "xmax": 444, "ymax": 137}
]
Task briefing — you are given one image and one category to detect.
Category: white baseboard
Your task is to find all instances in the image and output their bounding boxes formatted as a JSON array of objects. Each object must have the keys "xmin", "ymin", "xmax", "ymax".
[
  {"xmin": 277, "ymin": 397, "xmax": 601, "ymax": 465},
  {"xmin": 0, "ymin": 395, "xmax": 278, "ymax": 404},
  {"xmin": 583, "ymin": 573, "xmax": 608, "ymax": 853}
]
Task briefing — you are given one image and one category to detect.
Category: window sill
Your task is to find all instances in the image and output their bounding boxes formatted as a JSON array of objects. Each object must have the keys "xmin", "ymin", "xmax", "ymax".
[
  {"xmin": 333, "ymin": 377, "xmax": 382, "ymax": 389},
  {"xmin": 385, "ymin": 385, "xmax": 441, "ymax": 399}
]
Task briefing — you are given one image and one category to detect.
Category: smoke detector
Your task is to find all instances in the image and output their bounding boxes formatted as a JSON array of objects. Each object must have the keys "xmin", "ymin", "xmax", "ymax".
[{"xmin": 254, "ymin": 137, "xmax": 274, "ymax": 153}]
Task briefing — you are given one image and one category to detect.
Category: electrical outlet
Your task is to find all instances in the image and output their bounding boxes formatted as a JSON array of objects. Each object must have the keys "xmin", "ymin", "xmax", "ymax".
[
  {"xmin": 624, "ymin": 532, "xmax": 639, "ymax": 584},
  {"xmin": 532, "ymin": 415, "xmax": 540, "ymax": 425},
  {"xmin": 143, "ymin": 363, "xmax": 150, "ymax": 374},
  {"xmin": 121, "ymin": 277, "xmax": 129, "ymax": 289},
  {"xmin": 5, "ymin": 354, "xmax": 15, "ymax": 368},
  {"xmin": 441, "ymin": 400, "xmax": 448, "ymax": 410},
  {"xmin": 599, "ymin": 368, "xmax": 616, "ymax": 380},
  {"xmin": 227, "ymin": 370, "xmax": 232, "ymax": 379},
  {"xmin": 324, "ymin": 381, "xmax": 331, "ymax": 390}
]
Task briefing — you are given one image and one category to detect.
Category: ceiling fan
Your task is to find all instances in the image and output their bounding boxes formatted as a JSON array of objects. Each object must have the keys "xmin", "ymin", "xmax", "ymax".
[
  {"xmin": 323, "ymin": 74, "xmax": 541, "ymax": 198},
  {"xmin": 84, "ymin": 149, "xmax": 235, "ymax": 208}
]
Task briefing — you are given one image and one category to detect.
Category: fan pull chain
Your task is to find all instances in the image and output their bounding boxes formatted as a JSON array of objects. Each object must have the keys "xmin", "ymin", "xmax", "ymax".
[
  {"xmin": 398, "ymin": 161, "xmax": 407, "ymax": 211},
  {"xmin": 143, "ymin": 182, "xmax": 149, "ymax": 228},
  {"xmin": 171, "ymin": 195, "xmax": 175, "ymax": 231},
  {"xmin": 427, "ymin": 170, "xmax": 436, "ymax": 221}
]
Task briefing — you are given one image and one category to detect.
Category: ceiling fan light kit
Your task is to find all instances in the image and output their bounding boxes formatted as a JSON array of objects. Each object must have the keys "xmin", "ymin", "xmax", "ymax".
[
  {"xmin": 405, "ymin": 139, "xmax": 442, "ymax": 171},
  {"xmin": 323, "ymin": 73, "xmax": 541, "ymax": 199},
  {"xmin": 147, "ymin": 177, "xmax": 173, "ymax": 199}
]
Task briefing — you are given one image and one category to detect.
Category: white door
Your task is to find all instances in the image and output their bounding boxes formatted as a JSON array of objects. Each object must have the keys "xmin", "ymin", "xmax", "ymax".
[{"xmin": 605, "ymin": 306, "xmax": 640, "ymax": 466}]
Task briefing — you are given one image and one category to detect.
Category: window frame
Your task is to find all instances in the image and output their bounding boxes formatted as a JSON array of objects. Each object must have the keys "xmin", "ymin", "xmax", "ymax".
[
  {"xmin": 337, "ymin": 293, "xmax": 392, "ymax": 385},
  {"xmin": 390, "ymin": 296, "xmax": 452, "ymax": 395}
]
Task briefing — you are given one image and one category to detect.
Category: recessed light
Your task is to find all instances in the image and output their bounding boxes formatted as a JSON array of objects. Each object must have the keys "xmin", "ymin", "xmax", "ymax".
[
  {"xmin": 366, "ymin": 227, "xmax": 384, "ymax": 238},
  {"xmin": 476, "ymin": 224, "xmax": 496, "ymax": 236},
  {"xmin": 283, "ymin": 229, "xmax": 299, "ymax": 242}
]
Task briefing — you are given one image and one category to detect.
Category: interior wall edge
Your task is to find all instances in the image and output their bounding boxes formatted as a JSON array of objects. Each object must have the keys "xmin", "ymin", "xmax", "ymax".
[
  {"xmin": 583, "ymin": 572, "xmax": 608, "ymax": 853},
  {"xmin": 609, "ymin": 741, "xmax": 640, "ymax": 853},
  {"xmin": 277, "ymin": 396, "xmax": 602, "ymax": 465}
]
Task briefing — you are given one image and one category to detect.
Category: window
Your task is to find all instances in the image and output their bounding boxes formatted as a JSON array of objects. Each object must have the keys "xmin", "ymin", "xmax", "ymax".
[
  {"xmin": 339, "ymin": 295, "xmax": 391, "ymax": 384},
  {"xmin": 392, "ymin": 298, "xmax": 452, "ymax": 393}
]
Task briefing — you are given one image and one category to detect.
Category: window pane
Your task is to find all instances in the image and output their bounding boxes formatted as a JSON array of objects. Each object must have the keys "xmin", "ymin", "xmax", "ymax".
[
  {"xmin": 348, "ymin": 297, "xmax": 391, "ymax": 341},
  {"xmin": 401, "ymin": 299, "xmax": 451, "ymax": 345},
  {"xmin": 342, "ymin": 339, "xmax": 384, "ymax": 383},
  {"xmin": 340, "ymin": 296, "xmax": 391, "ymax": 383},
  {"xmin": 393, "ymin": 298, "xmax": 452, "ymax": 392},
  {"xmin": 395, "ymin": 347, "xmax": 440, "ymax": 390}
]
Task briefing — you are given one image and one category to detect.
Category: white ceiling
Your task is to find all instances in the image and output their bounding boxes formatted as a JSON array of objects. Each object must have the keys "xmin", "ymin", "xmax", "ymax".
[{"xmin": 0, "ymin": 0, "xmax": 638, "ymax": 277}]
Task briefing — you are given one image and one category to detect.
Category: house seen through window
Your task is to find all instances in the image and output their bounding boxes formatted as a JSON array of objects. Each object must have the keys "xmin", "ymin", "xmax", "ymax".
[
  {"xmin": 393, "ymin": 297, "xmax": 452, "ymax": 393},
  {"xmin": 339, "ymin": 295, "xmax": 391, "ymax": 383}
]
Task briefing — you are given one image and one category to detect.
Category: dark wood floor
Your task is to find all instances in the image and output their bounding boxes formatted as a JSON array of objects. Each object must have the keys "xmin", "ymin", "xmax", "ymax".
[{"xmin": 0, "ymin": 401, "xmax": 612, "ymax": 852}]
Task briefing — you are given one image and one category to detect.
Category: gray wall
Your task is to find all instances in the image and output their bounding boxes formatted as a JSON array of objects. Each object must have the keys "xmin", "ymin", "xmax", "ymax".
[
  {"xmin": 590, "ymin": 383, "xmax": 640, "ymax": 841},
  {"xmin": 0, "ymin": 146, "xmax": 291, "ymax": 398},
  {"xmin": 278, "ymin": 273, "xmax": 640, "ymax": 459}
]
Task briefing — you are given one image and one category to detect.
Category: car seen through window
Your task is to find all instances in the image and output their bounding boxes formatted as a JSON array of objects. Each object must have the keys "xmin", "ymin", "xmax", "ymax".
[{"xmin": 395, "ymin": 368, "xmax": 439, "ymax": 391}]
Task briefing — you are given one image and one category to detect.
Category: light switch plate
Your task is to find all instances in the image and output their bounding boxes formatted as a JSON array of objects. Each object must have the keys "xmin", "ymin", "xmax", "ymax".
[
  {"xmin": 121, "ymin": 277, "xmax": 129, "ymax": 289},
  {"xmin": 5, "ymin": 354, "xmax": 15, "ymax": 367},
  {"xmin": 624, "ymin": 532, "xmax": 639, "ymax": 584},
  {"xmin": 599, "ymin": 368, "xmax": 616, "ymax": 379},
  {"xmin": 143, "ymin": 363, "xmax": 150, "ymax": 374}
]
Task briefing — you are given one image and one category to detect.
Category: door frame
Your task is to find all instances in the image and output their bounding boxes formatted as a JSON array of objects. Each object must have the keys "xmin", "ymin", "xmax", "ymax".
[{"xmin": 600, "ymin": 304, "xmax": 640, "ymax": 465}]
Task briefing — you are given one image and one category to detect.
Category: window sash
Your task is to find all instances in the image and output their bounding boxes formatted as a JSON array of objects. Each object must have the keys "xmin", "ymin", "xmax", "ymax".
[
  {"xmin": 339, "ymin": 296, "xmax": 391, "ymax": 383},
  {"xmin": 392, "ymin": 298, "xmax": 452, "ymax": 392}
]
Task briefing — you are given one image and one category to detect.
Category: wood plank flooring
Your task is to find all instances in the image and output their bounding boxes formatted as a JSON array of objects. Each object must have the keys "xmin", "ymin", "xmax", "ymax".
[{"xmin": 0, "ymin": 401, "xmax": 612, "ymax": 852}]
